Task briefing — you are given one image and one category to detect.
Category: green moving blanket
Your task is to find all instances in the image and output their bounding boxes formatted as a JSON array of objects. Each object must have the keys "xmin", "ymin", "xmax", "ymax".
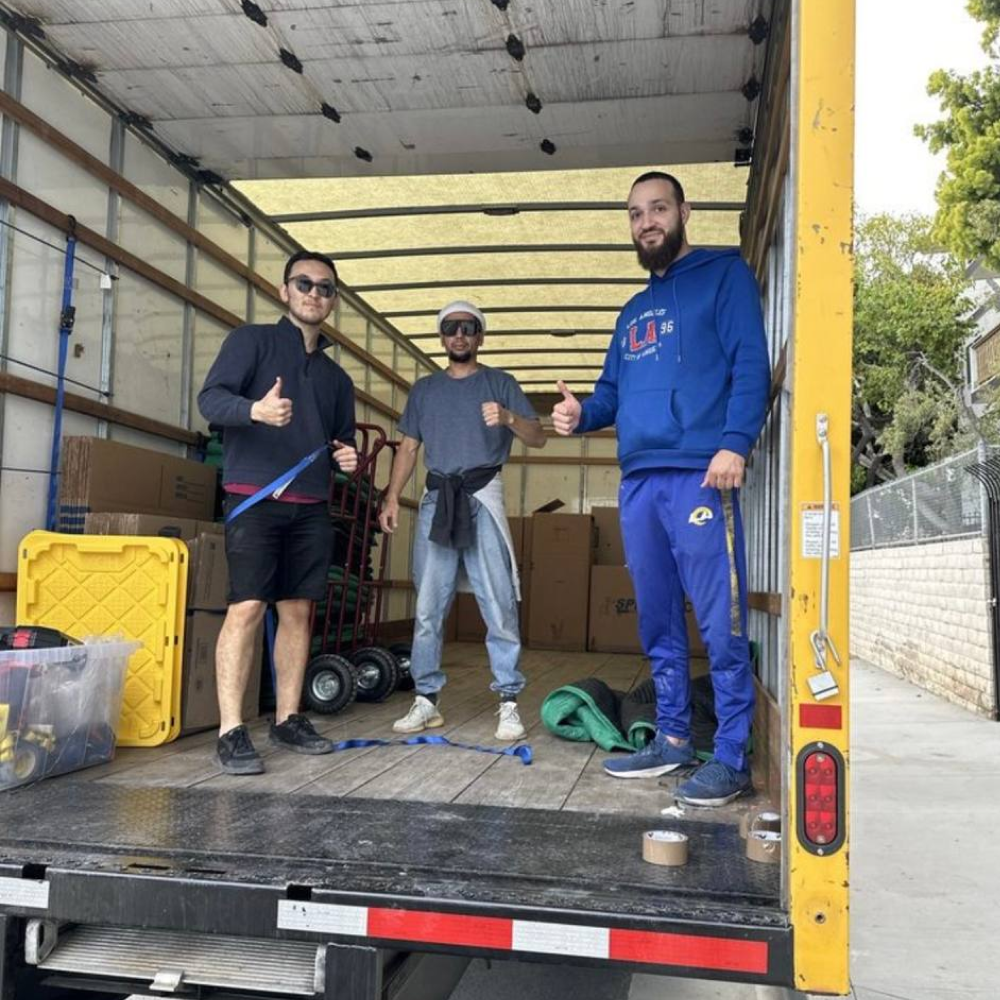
[{"xmin": 541, "ymin": 675, "xmax": 719, "ymax": 759}]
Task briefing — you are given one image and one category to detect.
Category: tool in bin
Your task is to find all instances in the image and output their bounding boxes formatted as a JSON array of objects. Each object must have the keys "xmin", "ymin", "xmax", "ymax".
[{"xmin": 0, "ymin": 627, "xmax": 115, "ymax": 790}]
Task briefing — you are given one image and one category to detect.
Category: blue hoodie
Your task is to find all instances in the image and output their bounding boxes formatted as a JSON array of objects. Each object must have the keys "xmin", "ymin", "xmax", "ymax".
[{"xmin": 577, "ymin": 248, "xmax": 770, "ymax": 475}]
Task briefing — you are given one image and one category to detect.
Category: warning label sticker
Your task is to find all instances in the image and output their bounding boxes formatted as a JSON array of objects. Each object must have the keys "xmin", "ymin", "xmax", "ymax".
[
  {"xmin": 0, "ymin": 876, "xmax": 49, "ymax": 910},
  {"xmin": 801, "ymin": 503, "xmax": 840, "ymax": 559}
]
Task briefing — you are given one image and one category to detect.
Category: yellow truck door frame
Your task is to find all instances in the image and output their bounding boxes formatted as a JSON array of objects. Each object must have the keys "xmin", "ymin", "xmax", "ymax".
[{"xmin": 786, "ymin": 0, "xmax": 855, "ymax": 993}]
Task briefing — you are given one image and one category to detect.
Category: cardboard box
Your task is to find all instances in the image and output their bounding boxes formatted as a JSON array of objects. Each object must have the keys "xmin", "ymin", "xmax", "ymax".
[
  {"xmin": 85, "ymin": 512, "xmax": 200, "ymax": 539},
  {"xmin": 59, "ymin": 437, "xmax": 217, "ymax": 531},
  {"xmin": 588, "ymin": 566, "xmax": 642, "ymax": 653},
  {"xmin": 181, "ymin": 611, "xmax": 262, "ymax": 734},
  {"xmin": 527, "ymin": 513, "xmax": 595, "ymax": 651},
  {"xmin": 85, "ymin": 513, "xmax": 228, "ymax": 612},
  {"xmin": 592, "ymin": 506, "xmax": 626, "ymax": 566},
  {"xmin": 586, "ymin": 571, "xmax": 709, "ymax": 657},
  {"xmin": 186, "ymin": 533, "xmax": 229, "ymax": 611},
  {"xmin": 85, "ymin": 512, "xmax": 223, "ymax": 539}
]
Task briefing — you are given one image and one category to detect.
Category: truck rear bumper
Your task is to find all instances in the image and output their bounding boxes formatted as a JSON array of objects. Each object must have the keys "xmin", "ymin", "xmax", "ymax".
[{"xmin": 0, "ymin": 782, "xmax": 792, "ymax": 986}]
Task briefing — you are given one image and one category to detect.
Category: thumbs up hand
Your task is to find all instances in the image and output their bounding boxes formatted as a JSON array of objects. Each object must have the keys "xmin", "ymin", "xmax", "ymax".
[
  {"xmin": 551, "ymin": 380, "xmax": 582, "ymax": 436},
  {"xmin": 332, "ymin": 439, "xmax": 358, "ymax": 475},
  {"xmin": 251, "ymin": 377, "xmax": 293, "ymax": 427}
]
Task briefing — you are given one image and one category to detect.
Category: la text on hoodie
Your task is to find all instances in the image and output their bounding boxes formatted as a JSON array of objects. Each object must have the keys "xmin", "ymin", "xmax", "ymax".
[{"xmin": 577, "ymin": 248, "xmax": 770, "ymax": 474}]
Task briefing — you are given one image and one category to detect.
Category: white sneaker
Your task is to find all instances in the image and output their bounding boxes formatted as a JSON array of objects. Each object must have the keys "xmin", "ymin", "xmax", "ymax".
[
  {"xmin": 495, "ymin": 701, "xmax": 526, "ymax": 741},
  {"xmin": 393, "ymin": 695, "xmax": 444, "ymax": 734}
]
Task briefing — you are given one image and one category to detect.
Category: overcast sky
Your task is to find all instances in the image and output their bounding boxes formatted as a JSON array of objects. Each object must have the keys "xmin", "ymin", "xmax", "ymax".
[{"xmin": 855, "ymin": 0, "xmax": 991, "ymax": 216}]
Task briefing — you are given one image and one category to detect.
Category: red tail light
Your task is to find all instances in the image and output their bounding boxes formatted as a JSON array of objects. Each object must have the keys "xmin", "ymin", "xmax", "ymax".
[{"xmin": 797, "ymin": 742, "xmax": 845, "ymax": 855}]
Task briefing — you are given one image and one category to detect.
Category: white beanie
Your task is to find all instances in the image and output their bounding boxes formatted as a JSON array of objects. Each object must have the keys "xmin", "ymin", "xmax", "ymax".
[{"xmin": 437, "ymin": 299, "xmax": 486, "ymax": 333}]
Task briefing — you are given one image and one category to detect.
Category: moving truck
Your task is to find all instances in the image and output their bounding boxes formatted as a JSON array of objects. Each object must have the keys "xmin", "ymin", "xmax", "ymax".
[{"xmin": 0, "ymin": 0, "xmax": 853, "ymax": 996}]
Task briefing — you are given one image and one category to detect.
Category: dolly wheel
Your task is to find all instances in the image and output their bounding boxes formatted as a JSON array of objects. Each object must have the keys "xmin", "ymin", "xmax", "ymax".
[
  {"xmin": 303, "ymin": 655, "xmax": 358, "ymax": 715},
  {"xmin": 388, "ymin": 642, "xmax": 415, "ymax": 691},
  {"xmin": 350, "ymin": 647, "xmax": 400, "ymax": 703}
]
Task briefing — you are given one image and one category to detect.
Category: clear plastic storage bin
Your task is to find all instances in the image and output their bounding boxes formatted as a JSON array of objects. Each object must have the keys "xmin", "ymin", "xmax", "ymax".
[{"xmin": 0, "ymin": 640, "xmax": 137, "ymax": 791}]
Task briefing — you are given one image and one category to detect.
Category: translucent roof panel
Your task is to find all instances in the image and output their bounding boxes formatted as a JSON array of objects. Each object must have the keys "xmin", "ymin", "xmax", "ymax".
[{"xmin": 238, "ymin": 164, "xmax": 747, "ymax": 381}]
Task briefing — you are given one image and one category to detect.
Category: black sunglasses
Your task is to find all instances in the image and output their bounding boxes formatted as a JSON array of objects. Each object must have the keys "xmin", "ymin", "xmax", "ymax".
[
  {"xmin": 290, "ymin": 275, "xmax": 337, "ymax": 298},
  {"xmin": 440, "ymin": 318, "xmax": 482, "ymax": 338}
]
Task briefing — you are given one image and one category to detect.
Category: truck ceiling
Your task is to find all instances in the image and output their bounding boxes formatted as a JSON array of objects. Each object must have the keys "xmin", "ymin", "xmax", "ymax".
[
  {"xmin": 2, "ymin": 0, "xmax": 770, "ymax": 380},
  {"xmin": 9, "ymin": 0, "xmax": 770, "ymax": 179}
]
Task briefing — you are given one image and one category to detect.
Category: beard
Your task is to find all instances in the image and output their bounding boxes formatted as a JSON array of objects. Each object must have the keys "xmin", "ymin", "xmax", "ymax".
[
  {"xmin": 634, "ymin": 224, "xmax": 685, "ymax": 273},
  {"xmin": 447, "ymin": 348, "xmax": 474, "ymax": 363}
]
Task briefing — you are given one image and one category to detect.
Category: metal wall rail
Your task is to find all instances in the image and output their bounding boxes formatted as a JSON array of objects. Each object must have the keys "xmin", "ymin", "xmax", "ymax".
[
  {"xmin": 383, "ymin": 305, "xmax": 619, "ymax": 318},
  {"xmin": 353, "ymin": 278, "xmax": 647, "ymax": 292},
  {"xmin": 272, "ymin": 201, "xmax": 745, "ymax": 223}
]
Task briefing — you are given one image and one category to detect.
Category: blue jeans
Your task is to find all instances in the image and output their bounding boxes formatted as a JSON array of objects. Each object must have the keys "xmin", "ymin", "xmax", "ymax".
[
  {"xmin": 410, "ymin": 491, "xmax": 525, "ymax": 698},
  {"xmin": 620, "ymin": 469, "xmax": 755, "ymax": 772}
]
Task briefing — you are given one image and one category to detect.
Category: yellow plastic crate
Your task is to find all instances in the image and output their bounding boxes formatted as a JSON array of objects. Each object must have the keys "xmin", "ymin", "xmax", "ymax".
[{"xmin": 16, "ymin": 531, "xmax": 188, "ymax": 747}]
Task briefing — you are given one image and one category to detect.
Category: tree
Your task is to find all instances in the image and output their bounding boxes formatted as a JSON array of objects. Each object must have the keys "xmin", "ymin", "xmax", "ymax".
[
  {"xmin": 915, "ymin": 1, "xmax": 1000, "ymax": 269},
  {"xmin": 852, "ymin": 214, "xmax": 975, "ymax": 492}
]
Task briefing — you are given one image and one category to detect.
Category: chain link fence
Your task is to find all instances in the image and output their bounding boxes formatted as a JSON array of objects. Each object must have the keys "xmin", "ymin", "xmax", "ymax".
[{"xmin": 851, "ymin": 447, "xmax": 991, "ymax": 551}]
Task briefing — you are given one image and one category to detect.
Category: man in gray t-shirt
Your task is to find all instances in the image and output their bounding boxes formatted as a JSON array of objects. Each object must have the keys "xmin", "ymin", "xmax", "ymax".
[
  {"xmin": 380, "ymin": 300, "xmax": 546, "ymax": 741},
  {"xmin": 398, "ymin": 365, "xmax": 535, "ymax": 473}
]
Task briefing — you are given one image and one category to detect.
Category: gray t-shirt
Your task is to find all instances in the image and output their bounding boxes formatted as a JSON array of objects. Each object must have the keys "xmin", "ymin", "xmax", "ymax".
[{"xmin": 398, "ymin": 366, "xmax": 538, "ymax": 475}]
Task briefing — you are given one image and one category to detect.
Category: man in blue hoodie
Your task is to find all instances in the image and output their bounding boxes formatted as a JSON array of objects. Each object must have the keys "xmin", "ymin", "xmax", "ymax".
[
  {"xmin": 552, "ymin": 172, "xmax": 770, "ymax": 806},
  {"xmin": 198, "ymin": 250, "xmax": 358, "ymax": 776}
]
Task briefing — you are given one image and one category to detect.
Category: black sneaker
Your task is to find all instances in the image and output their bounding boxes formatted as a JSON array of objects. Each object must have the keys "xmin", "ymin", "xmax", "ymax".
[
  {"xmin": 269, "ymin": 714, "xmax": 334, "ymax": 755},
  {"xmin": 217, "ymin": 725, "xmax": 265, "ymax": 775}
]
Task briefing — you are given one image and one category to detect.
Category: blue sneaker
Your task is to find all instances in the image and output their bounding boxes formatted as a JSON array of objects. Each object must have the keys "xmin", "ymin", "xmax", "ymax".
[
  {"xmin": 603, "ymin": 732, "xmax": 695, "ymax": 779},
  {"xmin": 674, "ymin": 759, "xmax": 752, "ymax": 806}
]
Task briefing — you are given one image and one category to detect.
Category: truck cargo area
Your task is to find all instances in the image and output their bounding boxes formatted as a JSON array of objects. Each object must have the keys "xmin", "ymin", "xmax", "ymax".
[{"xmin": 0, "ymin": 645, "xmax": 788, "ymax": 994}]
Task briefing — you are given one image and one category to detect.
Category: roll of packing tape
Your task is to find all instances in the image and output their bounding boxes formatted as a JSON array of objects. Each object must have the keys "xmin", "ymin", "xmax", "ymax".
[
  {"xmin": 746, "ymin": 830, "xmax": 782, "ymax": 864},
  {"xmin": 755, "ymin": 811, "xmax": 781, "ymax": 834},
  {"xmin": 740, "ymin": 809, "xmax": 782, "ymax": 839},
  {"xmin": 642, "ymin": 830, "xmax": 689, "ymax": 867}
]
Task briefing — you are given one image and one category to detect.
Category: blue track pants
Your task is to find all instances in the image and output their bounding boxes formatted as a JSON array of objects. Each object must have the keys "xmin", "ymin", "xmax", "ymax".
[{"xmin": 619, "ymin": 469, "xmax": 754, "ymax": 771}]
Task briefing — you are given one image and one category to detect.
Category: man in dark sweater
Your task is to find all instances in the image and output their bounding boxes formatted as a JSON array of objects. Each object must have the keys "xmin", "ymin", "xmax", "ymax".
[{"xmin": 198, "ymin": 250, "xmax": 358, "ymax": 775}]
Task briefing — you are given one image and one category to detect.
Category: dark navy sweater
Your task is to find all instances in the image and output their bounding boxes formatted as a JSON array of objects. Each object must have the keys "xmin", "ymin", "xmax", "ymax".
[{"xmin": 197, "ymin": 316, "xmax": 356, "ymax": 500}]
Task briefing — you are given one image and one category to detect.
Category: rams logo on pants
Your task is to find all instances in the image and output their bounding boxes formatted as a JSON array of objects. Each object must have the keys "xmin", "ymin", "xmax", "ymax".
[{"xmin": 688, "ymin": 506, "xmax": 714, "ymax": 527}]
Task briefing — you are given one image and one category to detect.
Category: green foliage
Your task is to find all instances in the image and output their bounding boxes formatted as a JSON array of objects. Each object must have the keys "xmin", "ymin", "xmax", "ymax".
[
  {"xmin": 852, "ymin": 214, "xmax": 975, "ymax": 490},
  {"xmin": 916, "ymin": 1, "xmax": 1000, "ymax": 268},
  {"xmin": 969, "ymin": 0, "xmax": 1000, "ymax": 50}
]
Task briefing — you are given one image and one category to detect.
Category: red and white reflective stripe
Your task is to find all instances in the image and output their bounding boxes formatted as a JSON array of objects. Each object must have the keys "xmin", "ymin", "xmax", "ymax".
[{"xmin": 277, "ymin": 901, "xmax": 768, "ymax": 974}]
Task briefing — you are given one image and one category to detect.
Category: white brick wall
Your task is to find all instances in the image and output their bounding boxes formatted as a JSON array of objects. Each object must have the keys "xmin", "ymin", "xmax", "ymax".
[{"xmin": 851, "ymin": 537, "xmax": 997, "ymax": 716}]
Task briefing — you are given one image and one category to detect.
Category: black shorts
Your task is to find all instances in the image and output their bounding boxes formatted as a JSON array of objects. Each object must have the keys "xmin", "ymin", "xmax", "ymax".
[{"xmin": 224, "ymin": 497, "xmax": 333, "ymax": 604}]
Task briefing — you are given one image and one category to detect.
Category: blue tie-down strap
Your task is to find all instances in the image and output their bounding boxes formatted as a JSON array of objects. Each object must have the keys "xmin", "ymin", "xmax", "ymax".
[
  {"xmin": 328, "ymin": 734, "xmax": 533, "ymax": 765},
  {"xmin": 225, "ymin": 443, "xmax": 330, "ymax": 524}
]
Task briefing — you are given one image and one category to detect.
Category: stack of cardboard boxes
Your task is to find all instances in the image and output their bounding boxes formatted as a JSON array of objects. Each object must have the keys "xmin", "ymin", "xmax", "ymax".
[
  {"xmin": 59, "ymin": 437, "xmax": 261, "ymax": 733},
  {"xmin": 56, "ymin": 437, "xmax": 218, "ymax": 533},
  {"xmin": 587, "ymin": 508, "xmax": 707, "ymax": 658},
  {"xmin": 587, "ymin": 507, "xmax": 642, "ymax": 654},
  {"xmin": 454, "ymin": 504, "xmax": 706, "ymax": 658},
  {"xmin": 527, "ymin": 512, "xmax": 594, "ymax": 651}
]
